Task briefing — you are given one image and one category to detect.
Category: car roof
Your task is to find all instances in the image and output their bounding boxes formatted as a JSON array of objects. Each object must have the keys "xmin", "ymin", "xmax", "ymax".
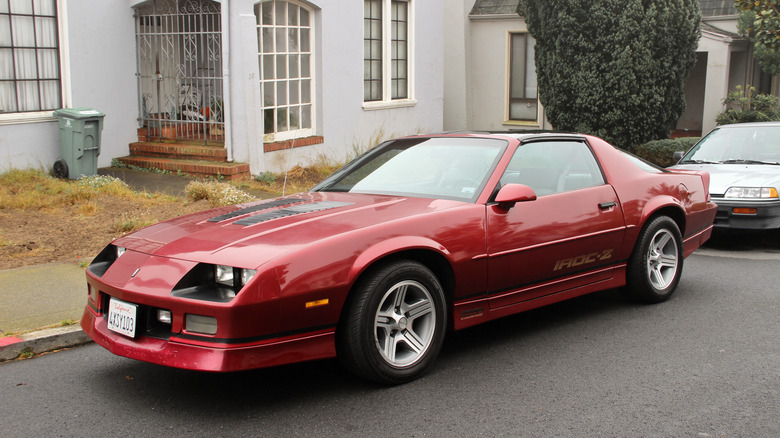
[
  {"xmin": 714, "ymin": 122, "xmax": 780, "ymax": 129},
  {"xmin": 432, "ymin": 130, "xmax": 588, "ymax": 142}
]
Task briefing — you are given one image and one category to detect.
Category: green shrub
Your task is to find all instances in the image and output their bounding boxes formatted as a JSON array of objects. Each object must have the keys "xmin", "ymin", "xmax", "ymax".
[
  {"xmin": 633, "ymin": 137, "xmax": 700, "ymax": 167},
  {"xmin": 715, "ymin": 85, "xmax": 780, "ymax": 125},
  {"xmin": 519, "ymin": 0, "xmax": 701, "ymax": 150}
]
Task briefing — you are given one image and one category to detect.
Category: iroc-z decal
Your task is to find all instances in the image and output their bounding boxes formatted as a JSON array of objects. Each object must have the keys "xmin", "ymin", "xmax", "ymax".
[{"xmin": 553, "ymin": 249, "xmax": 614, "ymax": 271}]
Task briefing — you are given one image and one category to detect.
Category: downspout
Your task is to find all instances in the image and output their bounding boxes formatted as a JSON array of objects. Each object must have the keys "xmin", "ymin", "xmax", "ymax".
[{"xmin": 221, "ymin": 0, "xmax": 234, "ymax": 162}]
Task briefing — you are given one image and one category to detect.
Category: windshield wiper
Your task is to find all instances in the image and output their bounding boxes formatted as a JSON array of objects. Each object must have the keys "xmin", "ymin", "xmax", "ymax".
[
  {"xmin": 678, "ymin": 159, "xmax": 719, "ymax": 164},
  {"xmin": 720, "ymin": 159, "xmax": 780, "ymax": 165}
]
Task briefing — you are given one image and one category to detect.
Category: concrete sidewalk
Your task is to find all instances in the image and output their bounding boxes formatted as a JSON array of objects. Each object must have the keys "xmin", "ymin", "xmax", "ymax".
[
  {"xmin": 0, "ymin": 167, "xmax": 275, "ymax": 362},
  {"xmin": 0, "ymin": 262, "xmax": 92, "ymax": 361}
]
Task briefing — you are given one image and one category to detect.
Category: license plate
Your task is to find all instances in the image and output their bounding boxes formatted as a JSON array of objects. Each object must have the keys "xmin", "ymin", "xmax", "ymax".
[{"xmin": 107, "ymin": 298, "xmax": 138, "ymax": 338}]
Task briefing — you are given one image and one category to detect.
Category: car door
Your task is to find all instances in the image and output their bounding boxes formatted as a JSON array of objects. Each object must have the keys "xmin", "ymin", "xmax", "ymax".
[{"xmin": 486, "ymin": 139, "xmax": 626, "ymax": 310}]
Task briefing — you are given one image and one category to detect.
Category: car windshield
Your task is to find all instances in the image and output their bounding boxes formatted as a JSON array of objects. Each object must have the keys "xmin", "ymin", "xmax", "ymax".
[
  {"xmin": 681, "ymin": 125, "xmax": 780, "ymax": 164},
  {"xmin": 313, "ymin": 137, "xmax": 507, "ymax": 201}
]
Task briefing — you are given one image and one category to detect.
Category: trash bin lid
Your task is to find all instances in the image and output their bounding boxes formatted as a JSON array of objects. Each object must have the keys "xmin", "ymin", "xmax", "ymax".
[{"xmin": 53, "ymin": 107, "xmax": 105, "ymax": 119}]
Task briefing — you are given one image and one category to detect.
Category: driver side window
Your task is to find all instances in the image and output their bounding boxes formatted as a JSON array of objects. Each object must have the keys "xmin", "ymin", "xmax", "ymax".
[{"xmin": 500, "ymin": 140, "xmax": 605, "ymax": 196}]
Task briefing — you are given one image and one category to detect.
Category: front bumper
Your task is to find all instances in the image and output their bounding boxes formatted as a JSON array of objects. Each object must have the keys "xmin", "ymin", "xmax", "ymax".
[
  {"xmin": 711, "ymin": 198, "xmax": 780, "ymax": 229},
  {"xmin": 80, "ymin": 307, "xmax": 336, "ymax": 372}
]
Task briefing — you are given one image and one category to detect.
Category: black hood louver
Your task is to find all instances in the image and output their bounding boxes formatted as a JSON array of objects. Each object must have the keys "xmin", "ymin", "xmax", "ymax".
[
  {"xmin": 207, "ymin": 198, "xmax": 306, "ymax": 223},
  {"xmin": 232, "ymin": 201, "xmax": 353, "ymax": 226}
]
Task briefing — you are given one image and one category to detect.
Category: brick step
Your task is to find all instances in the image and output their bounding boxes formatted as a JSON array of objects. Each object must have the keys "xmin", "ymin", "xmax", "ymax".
[
  {"xmin": 115, "ymin": 156, "xmax": 250, "ymax": 180},
  {"xmin": 129, "ymin": 141, "xmax": 227, "ymax": 162}
]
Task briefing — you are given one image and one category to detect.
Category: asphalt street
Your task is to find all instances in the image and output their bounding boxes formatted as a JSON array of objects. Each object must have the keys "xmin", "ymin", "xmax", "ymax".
[{"xmin": 1, "ymin": 248, "xmax": 778, "ymax": 437}]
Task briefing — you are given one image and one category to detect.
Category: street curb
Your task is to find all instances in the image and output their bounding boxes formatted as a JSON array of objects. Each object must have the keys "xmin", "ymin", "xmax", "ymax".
[{"xmin": 0, "ymin": 325, "xmax": 92, "ymax": 362}]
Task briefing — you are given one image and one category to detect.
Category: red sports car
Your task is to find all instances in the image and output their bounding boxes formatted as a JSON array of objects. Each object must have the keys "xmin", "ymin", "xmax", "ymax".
[{"xmin": 81, "ymin": 132, "xmax": 717, "ymax": 384}]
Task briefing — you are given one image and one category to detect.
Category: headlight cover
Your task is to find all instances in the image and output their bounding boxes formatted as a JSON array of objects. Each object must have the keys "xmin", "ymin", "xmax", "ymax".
[
  {"xmin": 88, "ymin": 244, "xmax": 125, "ymax": 277},
  {"xmin": 172, "ymin": 263, "xmax": 257, "ymax": 303},
  {"xmin": 724, "ymin": 187, "xmax": 779, "ymax": 199}
]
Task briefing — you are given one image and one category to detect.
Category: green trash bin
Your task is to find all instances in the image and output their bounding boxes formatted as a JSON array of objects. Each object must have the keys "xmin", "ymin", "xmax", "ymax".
[{"xmin": 52, "ymin": 108, "xmax": 105, "ymax": 179}]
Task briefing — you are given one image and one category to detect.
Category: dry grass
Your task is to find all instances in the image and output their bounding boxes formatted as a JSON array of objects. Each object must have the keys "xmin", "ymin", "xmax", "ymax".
[
  {"xmin": 233, "ymin": 161, "xmax": 342, "ymax": 196},
  {"xmin": 0, "ymin": 170, "xmax": 211, "ymax": 269},
  {"xmin": 0, "ymin": 160, "xmax": 341, "ymax": 270},
  {"xmin": 186, "ymin": 180, "xmax": 257, "ymax": 206}
]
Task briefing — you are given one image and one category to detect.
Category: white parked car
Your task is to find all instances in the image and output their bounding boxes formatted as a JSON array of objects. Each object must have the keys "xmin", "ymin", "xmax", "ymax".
[{"xmin": 671, "ymin": 122, "xmax": 780, "ymax": 229}]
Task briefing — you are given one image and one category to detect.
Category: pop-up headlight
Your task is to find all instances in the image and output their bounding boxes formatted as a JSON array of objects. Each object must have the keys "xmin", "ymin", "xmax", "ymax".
[
  {"xmin": 88, "ymin": 244, "xmax": 125, "ymax": 277},
  {"xmin": 172, "ymin": 264, "xmax": 257, "ymax": 303}
]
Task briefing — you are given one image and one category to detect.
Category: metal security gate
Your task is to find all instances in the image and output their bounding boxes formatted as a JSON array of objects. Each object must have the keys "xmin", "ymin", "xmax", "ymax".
[{"xmin": 134, "ymin": 0, "xmax": 223, "ymax": 144}]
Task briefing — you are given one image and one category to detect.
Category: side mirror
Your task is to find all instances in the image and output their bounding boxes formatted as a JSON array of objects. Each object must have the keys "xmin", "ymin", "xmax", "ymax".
[
  {"xmin": 673, "ymin": 150, "xmax": 685, "ymax": 162},
  {"xmin": 495, "ymin": 184, "xmax": 537, "ymax": 210}
]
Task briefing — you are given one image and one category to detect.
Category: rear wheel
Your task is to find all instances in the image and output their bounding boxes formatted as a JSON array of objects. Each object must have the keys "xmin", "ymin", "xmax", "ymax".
[
  {"xmin": 337, "ymin": 260, "xmax": 447, "ymax": 384},
  {"xmin": 626, "ymin": 216, "xmax": 683, "ymax": 303}
]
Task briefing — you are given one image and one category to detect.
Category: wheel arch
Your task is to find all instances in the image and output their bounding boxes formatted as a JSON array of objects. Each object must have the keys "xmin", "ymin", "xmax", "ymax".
[
  {"xmin": 639, "ymin": 198, "xmax": 687, "ymax": 236},
  {"xmin": 348, "ymin": 247, "xmax": 456, "ymax": 306},
  {"xmin": 338, "ymin": 243, "xmax": 457, "ymax": 332}
]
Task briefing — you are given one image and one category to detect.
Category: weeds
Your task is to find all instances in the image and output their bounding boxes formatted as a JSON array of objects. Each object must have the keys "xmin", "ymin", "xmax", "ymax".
[
  {"xmin": 254, "ymin": 171, "xmax": 277, "ymax": 184},
  {"xmin": 112, "ymin": 214, "xmax": 155, "ymax": 234},
  {"xmin": 0, "ymin": 170, "xmax": 179, "ymax": 212},
  {"xmin": 185, "ymin": 181, "xmax": 256, "ymax": 207}
]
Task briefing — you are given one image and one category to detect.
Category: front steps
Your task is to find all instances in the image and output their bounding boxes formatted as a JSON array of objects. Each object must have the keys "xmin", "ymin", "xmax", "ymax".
[{"xmin": 115, "ymin": 141, "xmax": 250, "ymax": 180}]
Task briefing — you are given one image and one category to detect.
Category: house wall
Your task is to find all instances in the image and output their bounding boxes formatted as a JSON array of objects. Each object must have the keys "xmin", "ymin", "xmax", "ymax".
[
  {"xmin": 257, "ymin": 0, "xmax": 445, "ymax": 173},
  {"xmin": 0, "ymin": 0, "xmax": 137, "ymax": 173},
  {"xmin": 3, "ymin": 0, "xmax": 444, "ymax": 176},
  {"xmin": 443, "ymin": 0, "xmax": 475, "ymax": 131},
  {"xmin": 697, "ymin": 31, "xmax": 745, "ymax": 134},
  {"xmin": 467, "ymin": 16, "xmax": 548, "ymax": 131},
  {"xmin": 676, "ymin": 52, "xmax": 708, "ymax": 132}
]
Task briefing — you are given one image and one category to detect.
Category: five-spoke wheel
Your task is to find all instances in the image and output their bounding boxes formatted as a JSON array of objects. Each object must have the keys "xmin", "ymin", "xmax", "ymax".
[
  {"xmin": 338, "ymin": 260, "xmax": 446, "ymax": 384},
  {"xmin": 374, "ymin": 280, "xmax": 436, "ymax": 367},
  {"xmin": 627, "ymin": 216, "xmax": 684, "ymax": 303}
]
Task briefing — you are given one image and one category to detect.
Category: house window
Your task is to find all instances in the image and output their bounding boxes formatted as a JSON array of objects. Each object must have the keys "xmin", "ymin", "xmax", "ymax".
[
  {"xmin": 256, "ymin": 0, "xmax": 314, "ymax": 141},
  {"xmin": 508, "ymin": 33, "xmax": 537, "ymax": 122},
  {"xmin": 0, "ymin": 0, "xmax": 61, "ymax": 114},
  {"xmin": 364, "ymin": 0, "xmax": 411, "ymax": 104}
]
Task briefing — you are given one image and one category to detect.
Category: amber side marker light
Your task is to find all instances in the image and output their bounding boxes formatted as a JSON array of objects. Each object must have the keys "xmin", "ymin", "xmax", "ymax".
[
  {"xmin": 305, "ymin": 299, "xmax": 329, "ymax": 309},
  {"xmin": 733, "ymin": 207, "xmax": 757, "ymax": 215}
]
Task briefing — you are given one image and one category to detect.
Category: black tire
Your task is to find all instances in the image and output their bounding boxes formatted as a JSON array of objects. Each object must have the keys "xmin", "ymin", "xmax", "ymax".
[
  {"xmin": 626, "ymin": 216, "xmax": 684, "ymax": 303},
  {"xmin": 53, "ymin": 159, "xmax": 68, "ymax": 179},
  {"xmin": 337, "ymin": 260, "xmax": 447, "ymax": 385}
]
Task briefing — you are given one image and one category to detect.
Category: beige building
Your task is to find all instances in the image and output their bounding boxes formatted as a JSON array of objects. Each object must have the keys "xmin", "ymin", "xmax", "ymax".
[{"xmin": 445, "ymin": 0, "xmax": 776, "ymax": 137}]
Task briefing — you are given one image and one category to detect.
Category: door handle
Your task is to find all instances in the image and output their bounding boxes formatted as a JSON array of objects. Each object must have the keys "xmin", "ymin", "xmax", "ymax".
[{"xmin": 599, "ymin": 201, "xmax": 617, "ymax": 210}]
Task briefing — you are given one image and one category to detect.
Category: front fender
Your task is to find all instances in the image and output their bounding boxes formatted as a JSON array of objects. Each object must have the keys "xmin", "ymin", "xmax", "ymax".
[{"xmin": 348, "ymin": 235, "xmax": 454, "ymax": 285}]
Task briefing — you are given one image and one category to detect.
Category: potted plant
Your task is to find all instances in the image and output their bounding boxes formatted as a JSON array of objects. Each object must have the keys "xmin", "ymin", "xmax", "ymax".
[{"xmin": 209, "ymin": 96, "xmax": 224, "ymax": 136}]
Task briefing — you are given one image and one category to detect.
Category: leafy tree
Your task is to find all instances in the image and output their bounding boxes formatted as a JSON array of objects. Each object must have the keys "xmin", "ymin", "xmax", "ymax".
[
  {"xmin": 735, "ymin": 1, "xmax": 780, "ymax": 75},
  {"xmin": 517, "ymin": 1, "xmax": 701, "ymax": 149},
  {"xmin": 715, "ymin": 85, "xmax": 780, "ymax": 124}
]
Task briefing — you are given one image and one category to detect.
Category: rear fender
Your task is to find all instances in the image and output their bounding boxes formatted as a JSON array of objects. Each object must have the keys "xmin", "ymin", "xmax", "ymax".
[{"xmin": 621, "ymin": 196, "xmax": 686, "ymax": 258}]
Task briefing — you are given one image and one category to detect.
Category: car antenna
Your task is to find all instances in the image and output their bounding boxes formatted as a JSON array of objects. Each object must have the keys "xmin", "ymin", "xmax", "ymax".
[{"xmin": 282, "ymin": 138, "xmax": 296, "ymax": 197}]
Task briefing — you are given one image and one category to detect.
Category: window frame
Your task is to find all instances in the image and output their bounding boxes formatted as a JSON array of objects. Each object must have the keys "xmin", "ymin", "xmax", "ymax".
[
  {"xmin": 256, "ymin": 0, "xmax": 316, "ymax": 143},
  {"xmin": 362, "ymin": 0, "xmax": 415, "ymax": 110},
  {"xmin": 505, "ymin": 31, "xmax": 539, "ymax": 125},
  {"xmin": 0, "ymin": 0, "xmax": 70, "ymax": 124}
]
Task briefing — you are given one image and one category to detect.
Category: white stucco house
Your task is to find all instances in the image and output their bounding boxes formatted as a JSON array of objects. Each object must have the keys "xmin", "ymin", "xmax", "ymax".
[
  {"xmin": 443, "ymin": 0, "xmax": 778, "ymax": 138},
  {"xmin": 1, "ymin": 0, "xmax": 444, "ymax": 178}
]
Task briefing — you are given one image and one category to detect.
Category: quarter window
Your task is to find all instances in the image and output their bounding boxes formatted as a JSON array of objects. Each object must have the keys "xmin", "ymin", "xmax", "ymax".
[
  {"xmin": 508, "ymin": 33, "xmax": 537, "ymax": 122},
  {"xmin": 0, "ymin": 0, "xmax": 61, "ymax": 114},
  {"xmin": 256, "ymin": 0, "xmax": 314, "ymax": 140},
  {"xmin": 363, "ymin": 0, "xmax": 411, "ymax": 104}
]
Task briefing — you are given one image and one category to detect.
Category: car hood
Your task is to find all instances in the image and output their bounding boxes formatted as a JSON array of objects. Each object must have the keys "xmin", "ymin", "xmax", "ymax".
[
  {"xmin": 112, "ymin": 192, "xmax": 468, "ymax": 268},
  {"xmin": 669, "ymin": 163, "xmax": 780, "ymax": 195}
]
